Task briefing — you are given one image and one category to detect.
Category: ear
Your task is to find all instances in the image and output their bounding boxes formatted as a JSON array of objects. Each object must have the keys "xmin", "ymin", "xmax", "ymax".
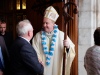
[{"xmin": 28, "ymin": 31, "xmax": 31, "ymax": 37}]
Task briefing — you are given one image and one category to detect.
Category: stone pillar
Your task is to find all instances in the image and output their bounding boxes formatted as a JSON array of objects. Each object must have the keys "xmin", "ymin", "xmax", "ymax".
[{"xmin": 78, "ymin": 0, "xmax": 97, "ymax": 75}]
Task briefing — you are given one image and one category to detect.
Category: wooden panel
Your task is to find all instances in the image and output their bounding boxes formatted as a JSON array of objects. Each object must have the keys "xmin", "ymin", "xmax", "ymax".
[{"xmin": 67, "ymin": 0, "xmax": 78, "ymax": 75}]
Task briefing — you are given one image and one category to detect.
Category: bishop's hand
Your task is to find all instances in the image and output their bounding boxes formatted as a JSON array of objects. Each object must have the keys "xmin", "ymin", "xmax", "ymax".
[{"xmin": 63, "ymin": 39, "xmax": 70, "ymax": 53}]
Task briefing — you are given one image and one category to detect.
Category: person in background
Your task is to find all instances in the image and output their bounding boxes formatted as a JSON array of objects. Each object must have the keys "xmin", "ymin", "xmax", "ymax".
[
  {"xmin": 84, "ymin": 27, "xmax": 100, "ymax": 75},
  {"xmin": 0, "ymin": 19, "xmax": 13, "ymax": 52},
  {"xmin": 10, "ymin": 19, "xmax": 44, "ymax": 75},
  {"xmin": 32, "ymin": 6, "xmax": 76, "ymax": 75},
  {"xmin": 0, "ymin": 36, "xmax": 10, "ymax": 75}
]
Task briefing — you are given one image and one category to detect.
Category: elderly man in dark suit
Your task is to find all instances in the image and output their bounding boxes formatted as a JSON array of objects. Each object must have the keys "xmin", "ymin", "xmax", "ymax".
[{"xmin": 10, "ymin": 19, "xmax": 44, "ymax": 75}]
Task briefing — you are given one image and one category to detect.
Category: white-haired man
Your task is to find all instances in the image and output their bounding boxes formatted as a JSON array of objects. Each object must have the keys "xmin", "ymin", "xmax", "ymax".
[
  {"xmin": 32, "ymin": 6, "xmax": 75, "ymax": 75},
  {"xmin": 10, "ymin": 19, "xmax": 44, "ymax": 75}
]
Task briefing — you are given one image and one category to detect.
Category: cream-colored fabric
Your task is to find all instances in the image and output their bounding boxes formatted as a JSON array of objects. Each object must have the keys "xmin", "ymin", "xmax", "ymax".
[
  {"xmin": 44, "ymin": 6, "xmax": 59, "ymax": 22},
  {"xmin": 32, "ymin": 29, "xmax": 75, "ymax": 75}
]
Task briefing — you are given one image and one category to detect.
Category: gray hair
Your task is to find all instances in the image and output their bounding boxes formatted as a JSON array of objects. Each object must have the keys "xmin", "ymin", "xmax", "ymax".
[{"xmin": 16, "ymin": 19, "xmax": 33, "ymax": 36}]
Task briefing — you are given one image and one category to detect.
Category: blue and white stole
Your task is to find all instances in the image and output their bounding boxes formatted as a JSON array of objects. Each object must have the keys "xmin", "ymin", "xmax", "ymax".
[{"xmin": 41, "ymin": 24, "xmax": 58, "ymax": 66}]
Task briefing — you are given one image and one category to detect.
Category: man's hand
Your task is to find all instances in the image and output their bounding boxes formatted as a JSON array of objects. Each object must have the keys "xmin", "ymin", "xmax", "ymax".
[
  {"xmin": 38, "ymin": 58, "xmax": 44, "ymax": 67},
  {"xmin": 63, "ymin": 39, "xmax": 70, "ymax": 48}
]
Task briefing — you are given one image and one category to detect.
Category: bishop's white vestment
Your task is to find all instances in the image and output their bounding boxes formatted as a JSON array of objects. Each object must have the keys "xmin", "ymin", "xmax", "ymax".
[{"xmin": 32, "ymin": 29, "xmax": 75, "ymax": 75}]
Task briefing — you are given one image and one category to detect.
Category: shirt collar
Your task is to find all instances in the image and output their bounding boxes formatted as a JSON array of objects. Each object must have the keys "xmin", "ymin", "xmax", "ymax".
[{"xmin": 19, "ymin": 36, "xmax": 30, "ymax": 43}]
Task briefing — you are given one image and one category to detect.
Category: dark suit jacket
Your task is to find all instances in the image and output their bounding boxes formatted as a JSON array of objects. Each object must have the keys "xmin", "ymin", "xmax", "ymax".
[
  {"xmin": 10, "ymin": 37, "xmax": 44, "ymax": 75},
  {"xmin": 0, "ymin": 32, "xmax": 14, "ymax": 52},
  {"xmin": 0, "ymin": 36, "xmax": 10, "ymax": 75}
]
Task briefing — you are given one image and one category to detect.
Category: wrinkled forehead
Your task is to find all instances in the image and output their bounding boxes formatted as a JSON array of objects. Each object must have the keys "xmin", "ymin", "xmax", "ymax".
[
  {"xmin": 43, "ymin": 17, "xmax": 55, "ymax": 23},
  {"xmin": 0, "ymin": 23, "xmax": 6, "ymax": 27}
]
